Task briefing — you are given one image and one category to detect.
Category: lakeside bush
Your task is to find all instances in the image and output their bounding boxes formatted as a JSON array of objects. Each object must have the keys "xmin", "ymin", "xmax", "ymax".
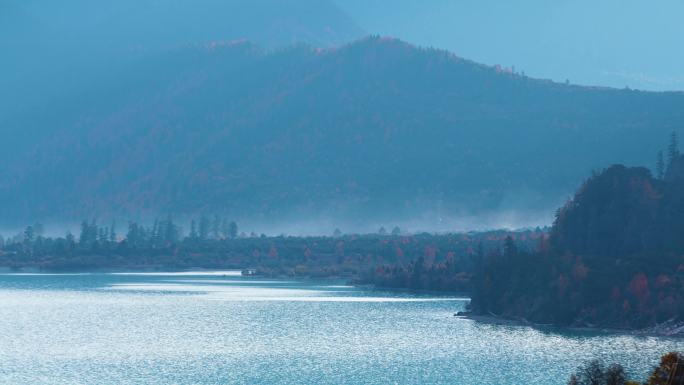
[{"xmin": 568, "ymin": 352, "xmax": 684, "ymax": 385}]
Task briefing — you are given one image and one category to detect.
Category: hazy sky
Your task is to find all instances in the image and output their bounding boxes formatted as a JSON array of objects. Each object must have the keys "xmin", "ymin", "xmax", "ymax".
[
  {"xmin": 336, "ymin": 0, "xmax": 684, "ymax": 91},
  {"xmin": 3, "ymin": 0, "xmax": 683, "ymax": 91}
]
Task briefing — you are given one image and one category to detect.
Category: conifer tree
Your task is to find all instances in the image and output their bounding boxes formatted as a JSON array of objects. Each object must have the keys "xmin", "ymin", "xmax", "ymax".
[
  {"xmin": 189, "ymin": 220, "xmax": 198, "ymax": 240},
  {"xmin": 656, "ymin": 150, "xmax": 665, "ymax": 179},
  {"xmin": 109, "ymin": 221, "xmax": 116, "ymax": 242},
  {"xmin": 199, "ymin": 216, "xmax": 210, "ymax": 241},
  {"xmin": 667, "ymin": 131, "xmax": 680, "ymax": 169},
  {"xmin": 211, "ymin": 215, "xmax": 221, "ymax": 239},
  {"xmin": 228, "ymin": 221, "xmax": 238, "ymax": 239}
]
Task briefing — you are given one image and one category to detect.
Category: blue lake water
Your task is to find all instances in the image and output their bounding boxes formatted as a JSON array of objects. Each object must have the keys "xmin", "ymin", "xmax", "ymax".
[{"xmin": 0, "ymin": 272, "xmax": 682, "ymax": 384}]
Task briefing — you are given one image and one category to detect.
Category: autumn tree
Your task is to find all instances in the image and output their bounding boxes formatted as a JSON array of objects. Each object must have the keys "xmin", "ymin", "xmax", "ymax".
[
  {"xmin": 647, "ymin": 352, "xmax": 684, "ymax": 385},
  {"xmin": 567, "ymin": 360, "xmax": 631, "ymax": 385}
]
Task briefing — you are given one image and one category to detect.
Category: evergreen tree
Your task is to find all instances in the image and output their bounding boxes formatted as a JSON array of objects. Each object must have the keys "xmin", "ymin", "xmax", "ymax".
[
  {"xmin": 189, "ymin": 220, "xmax": 198, "ymax": 240},
  {"xmin": 89, "ymin": 220, "xmax": 98, "ymax": 244},
  {"xmin": 126, "ymin": 222, "xmax": 140, "ymax": 247},
  {"xmin": 211, "ymin": 215, "xmax": 221, "ymax": 239},
  {"xmin": 23, "ymin": 226, "xmax": 34, "ymax": 244},
  {"xmin": 656, "ymin": 150, "xmax": 665, "ymax": 179},
  {"xmin": 199, "ymin": 216, "xmax": 210, "ymax": 241},
  {"xmin": 79, "ymin": 220, "xmax": 97, "ymax": 246},
  {"xmin": 109, "ymin": 221, "xmax": 116, "ymax": 242},
  {"xmin": 151, "ymin": 219, "xmax": 160, "ymax": 247},
  {"xmin": 228, "ymin": 221, "xmax": 238, "ymax": 239},
  {"xmin": 503, "ymin": 236, "xmax": 517, "ymax": 257},
  {"xmin": 667, "ymin": 131, "xmax": 680, "ymax": 169},
  {"xmin": 98, "ymin": 227, "xmax": 108, "ymax": 243},
  {"xmin": 391, "ymin": 226, "xmax": 401, "ymax": 236},
  {"xmin": 65, "ymin": 231, "xmax": 76, "ymax": 253},
  {"xmin": 163, "ymin": 215, "xmax": 179, "ymax": 244},
  {"xmin": 220, "ymin": 218, "xmax": 229, "ymax": 239},
  {"xmin": 79, "ymin": 220, "xmax": 88, "ymax": 244}
]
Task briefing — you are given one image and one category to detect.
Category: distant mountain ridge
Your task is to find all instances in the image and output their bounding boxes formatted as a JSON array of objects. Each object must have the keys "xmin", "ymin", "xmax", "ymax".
[
  {"xmin": 0, "ymin": 0, "xmax": 364, "ymax": 122},
  {"xmin": 1, "ymin": 37, "xmax": 684, "ymax": 229}
]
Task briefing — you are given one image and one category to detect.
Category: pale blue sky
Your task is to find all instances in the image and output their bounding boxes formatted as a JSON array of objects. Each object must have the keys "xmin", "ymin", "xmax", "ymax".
[{"xmin": 337, "ymin": 0, "xmax": 684, "ymax": 90}]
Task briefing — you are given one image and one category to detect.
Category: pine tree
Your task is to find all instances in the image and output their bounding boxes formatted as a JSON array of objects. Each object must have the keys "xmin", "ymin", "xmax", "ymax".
[
  {"xmin": 126, "ymin": 222, "xmax": 140, "ymax": 247},
  {"xmin": 667, "ymin": 131, "xmax": 680, "ymax": 169},
  {"xmin": 109, "ymin": 221, "xmax": 116, "ymax": 242},
  {"xmin": 220, "ymin": 218, "xmax": 229, "ymax": 239},
  {"xmin": 189, "ymin": 220, "xmax": 198, "ymax": 240},
  {"xmin": 211, "ymin": 215, "xmax": 221, "ymax": 239},
  {"xmin": 163, "ymin": 215, "xmax": 178, "ymax": 244},
  {"xmin": 656, "ymin": 150, "xmax": 665, "ymax": 179},
  {"xmin": 79, "ymin": 220, "xmax": 91, "ymax": 245},
  {"xmin": 151, "ymin": 219, "xmax": 160, "ymax": 247},
  {"xmin": 23, "ymin": 226, "xmax": 34, "ymax": 243},
  {"xmin": 503, "ymin": 236, "xmax": 517, "ymax": 257},
  {"xmin": 199, "ymin": 216, "xmax": 210, "ymax": 241},
  {"xmin": 98, "ymin": 227, "xmax": 108, "ymax": 243},
  {"xmin": 228, "ymin": 221, "xmax": 238, "ymax": 239},
  {"xmin": 65, "ymin": 231, "xmax": 76, "ymax": 252}
]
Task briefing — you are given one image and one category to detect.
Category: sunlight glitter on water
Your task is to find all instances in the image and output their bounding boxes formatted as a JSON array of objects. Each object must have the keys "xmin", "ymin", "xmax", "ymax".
[
  {"xmin": 106, "ymin": 282, "xmax": 465, "ymax": 302},
  {"xmin": 1, "ymin": 273, "xmax": 683, "ymax": 385},
  {"xmin": 108, "ymin": 270, "xmax": 243, "ymax": 276}
]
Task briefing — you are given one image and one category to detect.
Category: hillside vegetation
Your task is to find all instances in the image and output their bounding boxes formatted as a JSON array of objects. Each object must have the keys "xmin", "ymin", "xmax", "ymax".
[
  {"xmin": 2, "ymin": 38, "xmax": 684, "ymax": 225},
  {"xmin": 471, "ymin": 157, "xmax": 684, "ymax": 328}
]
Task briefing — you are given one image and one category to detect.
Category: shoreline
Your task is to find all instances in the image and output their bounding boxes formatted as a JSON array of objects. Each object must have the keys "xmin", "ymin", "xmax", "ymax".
[
  {"xmin": 456, "ymin": 312, "xmax": 684, "ymax": 338},
  {"xmin": 4, "ymin": 267, "xmax": 682, "ymax": 338}
]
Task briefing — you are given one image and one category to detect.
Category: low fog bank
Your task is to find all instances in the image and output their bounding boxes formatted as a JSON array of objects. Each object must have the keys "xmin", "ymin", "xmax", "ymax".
[
  {"xmin": 237, "ymin": 209, "xmax": 554, "ymax": 237},
  {"xmin": 0, "ymin": 208, "xmax": 555, "ymax": 241}
]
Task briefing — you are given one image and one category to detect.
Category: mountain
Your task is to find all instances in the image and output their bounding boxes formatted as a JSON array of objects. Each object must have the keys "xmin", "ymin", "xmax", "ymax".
[
  {"xmin": 2, "ymin": 37, "xmax": 684, "ymax": 230},
  {"xmin": 0, "ymin": 0, "xmax": 363, "ymax": 124}
]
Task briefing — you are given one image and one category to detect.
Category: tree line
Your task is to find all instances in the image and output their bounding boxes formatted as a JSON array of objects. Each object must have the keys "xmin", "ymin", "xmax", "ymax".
[
  {"xmin": 0, "ymin": 216, "xmax": 238, "ymax": 259},
  {"xmin": 0, "ymin": 221, "xmax": 542, "ymax": 281}
]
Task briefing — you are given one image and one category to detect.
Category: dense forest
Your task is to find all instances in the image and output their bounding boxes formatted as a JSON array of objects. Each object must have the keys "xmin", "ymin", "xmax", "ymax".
[
  {"xmin": 359, "ymin": 134, "xmax": 684, "ymax": 329},
  {"xmin": 0, "ymin": 218, "xmax": 542, "ymax": 279},
  {"xmin": 467, "ymin": 134, "xmax": 684, "ymax": 329}
]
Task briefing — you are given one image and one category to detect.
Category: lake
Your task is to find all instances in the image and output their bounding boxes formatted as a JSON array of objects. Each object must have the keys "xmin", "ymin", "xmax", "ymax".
[{"xmin": 0, "ymin": 272, "xmax": 682, "ymax": 384}]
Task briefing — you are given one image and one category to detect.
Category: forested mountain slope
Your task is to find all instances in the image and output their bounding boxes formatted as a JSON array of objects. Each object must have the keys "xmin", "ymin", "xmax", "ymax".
[{"xmin": 2, "ymin": 37, "xmax": 684, "ymax": 226}]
